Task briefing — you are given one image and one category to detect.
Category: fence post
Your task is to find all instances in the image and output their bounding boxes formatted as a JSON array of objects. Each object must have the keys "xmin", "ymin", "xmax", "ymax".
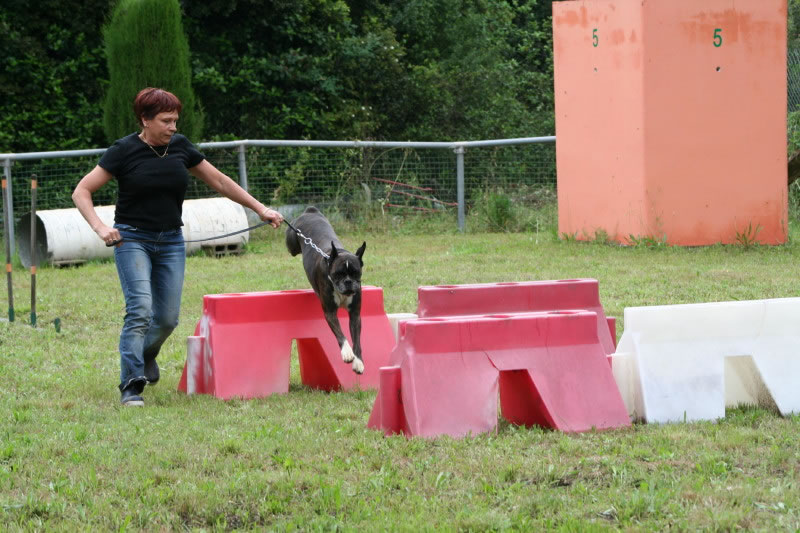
[
  {"xmin": 2, "ymin": 167, "xmax": 14, "ymax": 322},
  {"xmin": 237, "ymin": 144, "xmax": 249, "ymax": 191},
  {"xmin": 3, "ymin": 159, "xmax": 14, "ymax": 253},
  {"xmin": 455, "ymin": 145, "xmax": 465, "ymax": 232},
  {"xmin": 29, "ymin": 175, "xmax": 37, "ymax": 327}
]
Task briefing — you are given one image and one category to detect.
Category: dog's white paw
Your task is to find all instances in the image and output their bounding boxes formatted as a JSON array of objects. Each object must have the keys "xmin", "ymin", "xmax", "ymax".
[
  {"xmin": 352, "ymin": 357, "xmax": 364, "ymax": 374},
  {"xmin": 341, "ymin": 341, "xmax": 355, "ymax": 363}
]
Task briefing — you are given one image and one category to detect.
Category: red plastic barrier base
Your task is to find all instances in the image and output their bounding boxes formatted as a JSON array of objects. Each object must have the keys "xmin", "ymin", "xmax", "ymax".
[
  {"xmin": 416, "ymin": 279, "xmax": 617, "ymax": 354},
  {"xmin": 376, "ymin": 366, "xmax": 408, "ymax": 436},
  {"xmin": 177, "ymin": 286, "xmax": 395, "ymax": 399},
  {"xmin": 367, "ymin": 312, "xmax": 630, "ymax": 438}
]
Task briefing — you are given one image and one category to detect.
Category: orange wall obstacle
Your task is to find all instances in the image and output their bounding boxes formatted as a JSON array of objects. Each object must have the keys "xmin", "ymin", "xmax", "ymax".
[{"xmin": 553, "ymin": 0, "xmax": 787, "ymax": 245}]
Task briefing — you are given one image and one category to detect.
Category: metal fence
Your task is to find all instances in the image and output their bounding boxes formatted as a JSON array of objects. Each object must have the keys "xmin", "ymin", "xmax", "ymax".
[
  {"xmin": 1, "ymin": 137, "xmax": 557, "ymax": 251},
  {"xmin": 790, "ymin": 48, "xmax": 800, "ymax": 113}
]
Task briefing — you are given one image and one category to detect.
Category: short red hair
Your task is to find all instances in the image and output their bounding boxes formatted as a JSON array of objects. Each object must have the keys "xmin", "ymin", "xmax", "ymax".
[{"xmin": 133, "ymin": 87, "xmax": 182, "ymax": 126}]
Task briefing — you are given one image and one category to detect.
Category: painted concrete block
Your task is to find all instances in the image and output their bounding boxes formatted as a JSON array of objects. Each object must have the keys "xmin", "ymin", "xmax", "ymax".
[{"xmin": 553, "ymin": 0, "xmax": 787, "ymax": 244}]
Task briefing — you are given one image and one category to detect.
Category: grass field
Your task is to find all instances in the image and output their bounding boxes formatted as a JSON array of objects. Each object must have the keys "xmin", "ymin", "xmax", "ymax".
[{"xmin": 1, "ymin": 217, "xmax": 800, "ymax": 531}]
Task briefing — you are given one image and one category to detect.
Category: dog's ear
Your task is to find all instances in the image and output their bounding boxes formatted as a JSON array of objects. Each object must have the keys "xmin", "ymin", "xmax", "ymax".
[
  {"xmin": 327, "ymin": 241, "xmax": 338, "ymax": 265},
  {"xmin": 355, "ymin": 241, "xmax": 366, "ymax": 265}
]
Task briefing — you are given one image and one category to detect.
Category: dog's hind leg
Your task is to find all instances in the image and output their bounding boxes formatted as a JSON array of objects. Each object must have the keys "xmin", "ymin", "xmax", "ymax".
[{"xmin": 285, "ymin": 226, "xmax": 302, "ymax": 256}]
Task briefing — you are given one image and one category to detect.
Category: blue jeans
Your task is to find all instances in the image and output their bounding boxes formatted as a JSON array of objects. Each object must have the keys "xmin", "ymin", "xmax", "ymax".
[{"xmin": 114, "ymin": 224, "xmax": 185, "ymax": 392}]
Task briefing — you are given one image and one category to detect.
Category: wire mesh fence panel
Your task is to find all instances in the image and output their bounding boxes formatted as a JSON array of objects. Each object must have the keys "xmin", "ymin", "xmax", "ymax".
[
  {"xmin": 186, "ymin": 146, "xmax": 240, "ymax": 201},
  {"xmin": 234, "ymin": 146, "xmax": 459, "ymax": 214},
  {"xmin": 6, "ymin": 156, "xmax": 109, "ymax": 213},
  {"xmin": 790, "ymin": 48, "xmax": 800, "ymax": 114},
  {"xmin": 1, "ymin": 139, "xmax": 558, "ymax": 246},
  {"xmin": 464, "ymin": 142, "xmax": 557, "ymax": 206},
  {"xmin": 360, "ymin": 147, "xmax": 457, "ymax": 212},
  {"xmin": 244, "ymin": 147, "xmax": 349, "ymax": 207}
]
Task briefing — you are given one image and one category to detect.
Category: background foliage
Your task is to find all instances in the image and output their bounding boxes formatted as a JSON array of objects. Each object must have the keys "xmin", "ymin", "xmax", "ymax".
[
  {"xmin": 0, "ymin": 0, "xmax": 108, "ymax": 152},
  {"xmin": 3, "ymin": 1, "xmax": 798, "ymax": 154},
  {"xmin": 0, "ymin": 0, "xmax": 554, "ymax": 153}
]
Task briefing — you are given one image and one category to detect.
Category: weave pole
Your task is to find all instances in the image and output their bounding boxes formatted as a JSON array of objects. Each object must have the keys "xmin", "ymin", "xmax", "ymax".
[
  {"xmin": 2, "ymin": 176, "xmax": 13, "ymax": 322},
  {"xmin": 29, "ymin": 175, "xmax": 37, "ymax": 327}
]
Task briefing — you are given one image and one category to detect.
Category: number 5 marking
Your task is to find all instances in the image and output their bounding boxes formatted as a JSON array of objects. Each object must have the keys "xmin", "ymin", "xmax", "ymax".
[
  {"xmin": 713, "ymin": 28, "xmax": 722, "ymax": 47},
  {"xmin": 593, "ymin": 28, "xmax": 599, "ymax": 47}
]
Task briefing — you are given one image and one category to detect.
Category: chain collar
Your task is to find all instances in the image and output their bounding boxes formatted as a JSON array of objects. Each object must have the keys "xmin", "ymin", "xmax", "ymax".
[{"xmin": 285, "ymin": 220, "xmax": 330, "ymax": 259}]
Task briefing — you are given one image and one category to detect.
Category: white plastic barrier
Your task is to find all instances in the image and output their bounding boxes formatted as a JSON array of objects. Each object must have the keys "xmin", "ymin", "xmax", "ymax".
[
  {"xmin": 16, "ymin": 198, "xmax": 250, "ymax": 267},
  {"xmin": 611, "ymin": 298, "xmax": 800, "ymax": 424},
  {"xmin": 387, "ymin": 313, "xmax": 418, "ymax": 342}
]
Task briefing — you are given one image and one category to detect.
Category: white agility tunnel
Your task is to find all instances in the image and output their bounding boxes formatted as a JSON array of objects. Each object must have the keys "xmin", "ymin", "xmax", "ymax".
[
  {"xmin": 16, "ymin": 198, "xmax": 251, "ymax": 267},
  {"xmin": 610, "ymin": 298, "xmax": 800, "ymax": 424}
]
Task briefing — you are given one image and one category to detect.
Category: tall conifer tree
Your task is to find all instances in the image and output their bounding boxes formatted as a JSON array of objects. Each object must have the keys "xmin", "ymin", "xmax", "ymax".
[{"xmin": 103, "ymin": 0, "xmax": 203, "ymax": 142}]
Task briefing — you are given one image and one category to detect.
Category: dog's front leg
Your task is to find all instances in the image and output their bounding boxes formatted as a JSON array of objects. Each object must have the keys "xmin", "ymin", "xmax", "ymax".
[
  {"xmin": 321, "ymin": 304, "xmax": 360, "ymax": 373},
  {"xmin": 347, "ymin": 295, "xmax": 364, "ymax": 374}
]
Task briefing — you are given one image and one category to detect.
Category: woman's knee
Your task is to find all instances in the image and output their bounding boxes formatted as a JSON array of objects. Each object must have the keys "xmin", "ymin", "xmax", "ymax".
[
  {"xmin": 153, "ymin": 314, "xmax": 179, "ymax": 333},
  {"xmin": 124, "ymin": 295, "xmax": 152, "ymax": 321}
]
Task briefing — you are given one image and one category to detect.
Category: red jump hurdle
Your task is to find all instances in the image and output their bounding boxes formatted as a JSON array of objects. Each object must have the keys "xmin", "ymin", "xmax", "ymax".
[
  {"xmin": 416, "ymin": 279, "xmax": 617, "ymax": 354},
  {"xmin": 177, "ymin": 286, "xmax": 395, "ymax": 399},
  {"xmin": 368, "ymin": 311, "xmax": 630, "ymax": 438}
]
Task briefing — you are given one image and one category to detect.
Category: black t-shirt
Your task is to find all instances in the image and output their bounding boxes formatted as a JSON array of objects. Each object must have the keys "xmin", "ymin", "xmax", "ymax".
[{"xmin": 98, "ymin": 133, "xmax": 205, "ymax": 231}]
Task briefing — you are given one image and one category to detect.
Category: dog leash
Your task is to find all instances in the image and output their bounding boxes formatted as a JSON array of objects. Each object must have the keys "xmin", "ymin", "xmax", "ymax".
[
  {"xmin": 106, "ymin": 218, "xmax": 332, "ymax": 261},
  {"xmin": 106, "ymin": 220, "xmax": 273, "ymax": 247}
]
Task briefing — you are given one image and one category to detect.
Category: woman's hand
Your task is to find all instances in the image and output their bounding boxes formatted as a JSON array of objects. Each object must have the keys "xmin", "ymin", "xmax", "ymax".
[
  {"xmin": 94, "ymin": 223, "xmax": 122, "ymax": 246},
  {"xmin": 259, "ymin": 207, "xmax": 284, "ymax": 229}
]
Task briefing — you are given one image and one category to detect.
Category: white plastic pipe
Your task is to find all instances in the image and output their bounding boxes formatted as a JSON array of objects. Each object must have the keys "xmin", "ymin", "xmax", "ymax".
[{"xmin": 16, "ymin": 198, "xmax": 250, "ymax": 267}]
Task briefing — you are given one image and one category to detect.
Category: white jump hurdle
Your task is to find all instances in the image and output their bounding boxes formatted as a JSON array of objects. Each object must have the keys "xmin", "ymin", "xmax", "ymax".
[{"xmin": 610, "ymin": 298, "xmax": 800, "ymax": 423}]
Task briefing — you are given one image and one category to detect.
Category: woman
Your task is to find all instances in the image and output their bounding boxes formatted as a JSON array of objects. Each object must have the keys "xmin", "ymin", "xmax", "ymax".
[{"xmin": 73, "ymin": 87, "xmax": 283, "ymax": 407}]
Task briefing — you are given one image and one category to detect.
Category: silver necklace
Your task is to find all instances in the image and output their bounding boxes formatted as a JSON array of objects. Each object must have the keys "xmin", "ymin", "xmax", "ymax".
[{"xmin": 139, "ymin": 133, "xmax": 170, "ymax": 158}]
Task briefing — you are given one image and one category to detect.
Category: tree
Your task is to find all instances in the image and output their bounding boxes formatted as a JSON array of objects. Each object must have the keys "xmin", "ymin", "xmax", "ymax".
[{"xmin": 103, "ymin": 0, "xmax": 203, "ymax": 143}]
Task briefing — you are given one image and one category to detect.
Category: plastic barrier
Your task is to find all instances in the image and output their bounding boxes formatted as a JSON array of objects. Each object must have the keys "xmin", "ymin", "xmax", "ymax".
[
  {"xmin": 416, "ymin": 279, "xmax": 617, "ymax": 354},
  {"xmin": 177, "ymin": 286, "xmax": 395, "ymax": 399},
  {"xmin": 368, "ymin": 311, "xmax": 630, "ymax": 438},
  {"xmin": 611, "ymin": 298, "xmax": 800, "ymax": 423}
]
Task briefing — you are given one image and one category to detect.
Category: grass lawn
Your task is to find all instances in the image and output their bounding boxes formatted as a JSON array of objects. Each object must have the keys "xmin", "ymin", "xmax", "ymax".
[{"xmin": 1, "ymin": 220, "xmax": 799, "ymax": 531}]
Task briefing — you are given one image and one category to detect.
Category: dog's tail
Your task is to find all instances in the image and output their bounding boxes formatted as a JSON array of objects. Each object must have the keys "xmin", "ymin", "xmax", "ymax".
[{"xmin": 285, "ymin": 224, "xmax": 301, "ymax": 256}]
